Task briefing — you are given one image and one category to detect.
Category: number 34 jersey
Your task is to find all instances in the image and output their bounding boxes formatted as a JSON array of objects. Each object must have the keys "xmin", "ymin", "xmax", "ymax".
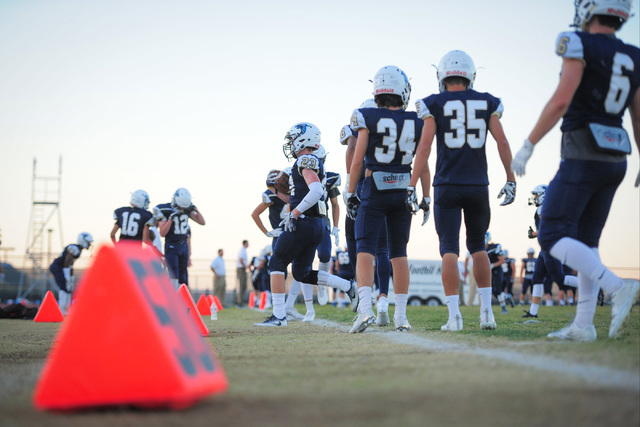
[
  {"xmin": 113, "ymin": 206, "xmax": 153, "ymax": 242},
  {"xmin": 350, "ymin": 107, "xmax": 423, "ymax": 174},
  {"xmin": 416, "ymin": 90, "xmax": 503, "ymax": 187}
]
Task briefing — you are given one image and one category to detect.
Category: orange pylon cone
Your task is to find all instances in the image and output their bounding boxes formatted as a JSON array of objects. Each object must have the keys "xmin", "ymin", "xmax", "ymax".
[
  {"xmin": 34, "ymin": 291, "xmax": 64, "ymax": 322},
  {"xmin": 248, "ymin": 291, "xmax": 255, "ymax": 308},
  {"xmin": 178, "ymin": 284, "xmax": 209, "ymax": 337},
  {"xmin": 258, "ymin": 291, "xmax": 267, "ymax": 310},
  {"xmin": 196, "ymin": 294, "xmax": 211, "ymax": 316},
  {"xmin": 212, "ymin": 295, "xmax": 223, "ymax": 311}
]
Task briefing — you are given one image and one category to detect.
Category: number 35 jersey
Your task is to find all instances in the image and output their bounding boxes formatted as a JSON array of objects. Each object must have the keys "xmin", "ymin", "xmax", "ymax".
[
  {"xmin": 416, "ymin": 90, "xmax": 503, "ymax": 187},
  {"xmin": 556, "ymin": 31, "xmax": 639, "ymax": 133}
]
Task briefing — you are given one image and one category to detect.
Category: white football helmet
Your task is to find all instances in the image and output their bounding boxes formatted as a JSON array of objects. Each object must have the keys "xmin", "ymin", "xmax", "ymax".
[
  {"xmin": 283, "ymin": 122, "xmax": 321, "ymax": 160},
  {"xmin": 527, "ymin": 248, "xmax": 535, "ymax": 254},
  {"xmin": 359, "ymin": 98, "xmax": 377, "ymax": 109},
  {"xmin": 264, "ymin": 244, "xmax": 273, "ymax": 256},
  {"xmin": 528, "ymin": 184, "xmax": 547, "ymax": 207},
  {"xmin": 573, "ymin": 0, "xmax": 631, "ymax": 30},
  {"xmin": 372, "ymin": 65, "xmax": 411, "ymax": 109},
  {"xmin": 315, "ymin": 145, "xmax": 327, "ymax": 163},
  {"xmin": 130, "ymin": 189, "xmax": 150, "ymax": 209},
  {"xmin": 171, "ymin": 187, "xmax": 192, "ymax": 209},
  {"xmin": 437, "ymin": 50, "xmax": 476, "ymax": 93},
  {"xmin": 77, "ymin": 232, "xmax": 93, "ymax": 249},
  {"xmin": 485, "ymin": 231, "xmax": 492, "ymax": 245}
]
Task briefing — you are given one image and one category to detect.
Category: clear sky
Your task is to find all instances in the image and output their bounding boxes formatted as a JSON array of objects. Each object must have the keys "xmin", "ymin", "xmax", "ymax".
[{"xmin": 1, "ymin": 0, "xmax": 638, "ymax": 278}]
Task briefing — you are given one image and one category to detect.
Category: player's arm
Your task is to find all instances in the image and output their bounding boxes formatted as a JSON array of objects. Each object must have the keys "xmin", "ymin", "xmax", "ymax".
[
  {"xmin": 292, "ymin": 168, "xmax": 322, "ymax": 218},
  {"xmin": 330, "ymin": 195, "xmax": 340, "ymax": 229},
  {"xmin": 528, "ymin": 58, "xmax": 584, "ymax": 145},
  {"xmin": 629, "ymin": 88, "xmax": 640, "ymax": 186},
  {"xmin": 189, "ymin": 207, "xmax": 205, "ymax": 226},
  {"xmin": 409, "ymin": 117, "xmax": 435, "ymax": 198},
  {"xmin": 488, "ymin": 115, "xmax": 516, "ymax": 183},
  {"xmin": 110, "ymin": 223, "xmax": 120, "ymax": 244},
  {"xmin": 348, "ymin": 129, "xmax": 368, "ymax": 195},
  {"xmin": 492, "ymin": 254, "xmax": 505, "ymax": 269},
  {"xmin": 251, "ymin": 202, "xmax": 270, "ymax": 236},
  {"xmin": 519, "ymin": 263, "xmax": 525, "ymax": 282}
]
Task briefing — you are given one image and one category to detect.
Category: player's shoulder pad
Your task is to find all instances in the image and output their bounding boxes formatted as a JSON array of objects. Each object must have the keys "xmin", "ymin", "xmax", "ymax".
[
  {"xmin": 262, "ymin": 190, "xmax": 274, "ymax": 205},
  {"xmin": 339, "ymin": 124, "xmax": 352, "ymax": 145},
  {"xmin": 415, "ymin": 98, "xmax": 433, "ymax": 121},
  {"xmin": 67, "ymin": 244, "xmax": 81, "ymax": 257},
  {"xmin": 555, "ymin": 31, "xmax": 584, "ymax": 60},
  {"xmin": 296, "ymin": 154, "xmax": 321, "ymax": 172},
  {"xmin": 350, "ymin": 109, "xmax": 366, "ymax": 130}
]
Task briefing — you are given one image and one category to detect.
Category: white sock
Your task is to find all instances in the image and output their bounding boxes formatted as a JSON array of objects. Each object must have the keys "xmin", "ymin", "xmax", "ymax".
[
  {"xmin": 574, "ymin": 272, "xmax": 599, "ymax": 328},
  {"xmin": 317, "ymin": 270, "xmax": 351, "ymax": 292},
  {"xmin": 358, "ymin": 286, "xmax": 372, "ymax": 313},
  {"xmin": 272, "ymin": 293, "xmax": 286, "ymax": 319},
  {"xmin": 550, "ymin": 238, "xmax": 621, "ymax": 294},
  {"xmin": 545, "ymin": 299, "xmax": 553, "ymax": 306},
  {"xmin": 446, "ymin": 295, "xmax": 461, "ymax": 319},
  {"xmin": 478, "ymin": 287, "xmax": 492, "ymax": 313},
  {"xmin": 395, "ymin": 293, "xmax": 408, "ymax": 318},
  {"xmin": 285, "ymin": 280, "xmax": 301, "ymax": 309},
  {"xmin": 530, "ymin": 302, "xmax": 539, "ymax": 316},
  {"xmin": 301, "ymin": 282, "xmax": 314, "ymax": 301},
  {"xmin": 319, "ymin": 261, "xmax": 330, "ymax": 272},
  {"xmin": 305, "ymin": 299, "xmax": 315, "ymax": 313}
]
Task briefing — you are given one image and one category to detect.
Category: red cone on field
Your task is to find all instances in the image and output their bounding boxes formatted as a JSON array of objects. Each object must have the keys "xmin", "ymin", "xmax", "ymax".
[{"xmin": 33, "ymin": 291, "xmax": 64, "ymax": 323}]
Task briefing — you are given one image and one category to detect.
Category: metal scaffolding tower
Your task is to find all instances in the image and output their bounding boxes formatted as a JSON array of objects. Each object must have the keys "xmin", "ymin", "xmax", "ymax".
[{"xmin": 16, "ymin": 157, "xmax": 64, "ymax": 300}]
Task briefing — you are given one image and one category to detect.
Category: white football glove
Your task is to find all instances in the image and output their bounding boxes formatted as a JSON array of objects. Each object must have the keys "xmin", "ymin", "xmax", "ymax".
[
  {"xmin": 419, "ymin": 197, "xmax": 431, "ymax": 226},
  {"xmin": 405, "ymin": 186, "xmax": 419, "ymax": 214},
  {"xmin": 331, "ymin": 226, "xmax": 340, "ymax": 247},
  {"xmin": 279, "ymin": 212, "xmax": 297, "ymax": 233},
  {"xmin": 152, "ymin": 206, "xmax": 165, "ymax": 222},
  {"xmin": 497, "ymin": 181, "xmax": 516, "ymax": 206},
  {"xmin": 343, "ymin": 174, "xmax": 350, "ymax": 205},
  {"xmin": 346, "ymin": 193, "xmax": 360, "ymax": 220},
  {"xmin": 267, "ymin": 228, "xmax": 283, "ymax": 238},
  {"xmin": 511, "ymin": 139, "xmax": 535, "ymax": 176}
]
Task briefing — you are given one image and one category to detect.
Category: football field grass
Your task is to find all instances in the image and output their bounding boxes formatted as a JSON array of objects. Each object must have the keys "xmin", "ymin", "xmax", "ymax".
[{"xmin": 0, "ymin": 303, "xmax": 638, "ymax": 427}]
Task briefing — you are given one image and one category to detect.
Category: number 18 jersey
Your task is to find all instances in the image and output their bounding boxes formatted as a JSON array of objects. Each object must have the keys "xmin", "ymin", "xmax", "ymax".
[{"xmin": 416, "ymin": 90, "xmax": 503, "ymax": 186}]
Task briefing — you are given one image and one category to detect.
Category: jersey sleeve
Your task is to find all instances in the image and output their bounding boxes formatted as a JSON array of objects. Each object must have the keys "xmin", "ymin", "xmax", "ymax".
[
  {"xmin": 339, "ymin": 125, "xmax": 353, "ymax": 145},
  {"xmin": 491, "ymin": 97, "xmax": 504, "ymax": 119},
  {"xmin": 261, "ymin": 191, "xmax": 272, "ymax": 205},
  {"xmin": 67, "ymin": 245, "xmax": 81, "ymax": 257},
  {"xmin": 415, "ymin": 98, "xmax": 433, "ymax": 120},
  {"xmin": 296, "ymin": 154, "xmax": 321, "ymax": 174},
  {"xmin": 555, "ymin": 31, "xmax": 584, "ymax": 61},
  {"xmin": 350, "ymin": 109, "xmax": 367, "ymax": 130}
]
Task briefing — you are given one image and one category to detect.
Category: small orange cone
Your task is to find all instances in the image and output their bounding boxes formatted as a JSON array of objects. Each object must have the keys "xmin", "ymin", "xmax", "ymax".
[
  {"xmin": 248, "ymin": 291, "xmax": 255, "ymax": 308},
  {"xmin": 178, "ymin": 284, "xmax": 209, "ymax": 337},
  {"xmin": 196, "ymin": 294, "xmax": 211, "ymax": 316},
  {"xmin": 206, "ymin": 294, "xmax": 214, "ymax": 307},
  {"xmin": 258, "ymin": 291, "xmax": 267, "ymax": 310},
  {"xmin": 34, "ymin": 291, "xmax": 64, "ymax": 322},
  {"xmin": 212, "ymin": 295, "xmax": 223, "ymax": 311}
]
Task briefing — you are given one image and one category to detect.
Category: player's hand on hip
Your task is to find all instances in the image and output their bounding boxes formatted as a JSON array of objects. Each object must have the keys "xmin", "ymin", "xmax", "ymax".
[
  {"xmin": 511, "ymin": 139, "xmax": 535, "ymax": 176},
  {"xmin": 267, "ymin": 228, "xmax": 283, "ymax": 238},
  {"xmin": 498, "ymin": 181, "xmax": 516, "ymax": 206}
]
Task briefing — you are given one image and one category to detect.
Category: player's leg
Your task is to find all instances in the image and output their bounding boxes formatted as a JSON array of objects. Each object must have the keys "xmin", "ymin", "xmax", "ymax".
[{"xmin": 374, "ymin": 225, "xmax": 391, "ymax": 326}]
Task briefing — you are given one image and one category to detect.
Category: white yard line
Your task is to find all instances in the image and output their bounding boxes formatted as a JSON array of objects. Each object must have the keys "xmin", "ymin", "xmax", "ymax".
[{"xmin": 315, "ymin": 319, "xmax": 640, "ymax": 393}]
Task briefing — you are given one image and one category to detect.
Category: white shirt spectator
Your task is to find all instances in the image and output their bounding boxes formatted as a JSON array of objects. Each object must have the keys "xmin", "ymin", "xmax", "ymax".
[{"xmin": 211, "ymin": 255, "xmax": 226, "ymax": 276}]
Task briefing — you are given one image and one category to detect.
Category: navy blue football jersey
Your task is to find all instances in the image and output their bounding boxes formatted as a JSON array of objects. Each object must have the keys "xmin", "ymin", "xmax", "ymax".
[
  {"xmin": 290, "ymin": 153, "xmax": 326, "ymax": 218},
  {"xmin": 557, "ymin": 31, "xmax": 640, "ymax": 132},
  {"xmin": 336, "ymin": 249, "xmax": 354, "ymax": 278},
  {"xmin": 350, "ymin": 108, "xmax": 423, "ymax": 174},
  {"xmin": 113, "ymin": 206, "xmax": 153, "ymax": 242},
  {"xmin": 261, "ymin": 188, "xmax": 287, "ymax": 229},
  {"xmin": 51, "ymin": 244, "xmax": 83, "ymax": 268},
  {"xmin": 416, "ymin": 90, "xmax": 503, "ymax": 186},
  {"xmin": 154, "ymin": 203, "xmax": 190, "ymax": 244},
  {"xmin": 522, "ymin": 257, "xmax": 536, "ymax": 279},
  {"xmin": 486, "ymin": 242, "xmax": 503, "ymax": 265}
]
